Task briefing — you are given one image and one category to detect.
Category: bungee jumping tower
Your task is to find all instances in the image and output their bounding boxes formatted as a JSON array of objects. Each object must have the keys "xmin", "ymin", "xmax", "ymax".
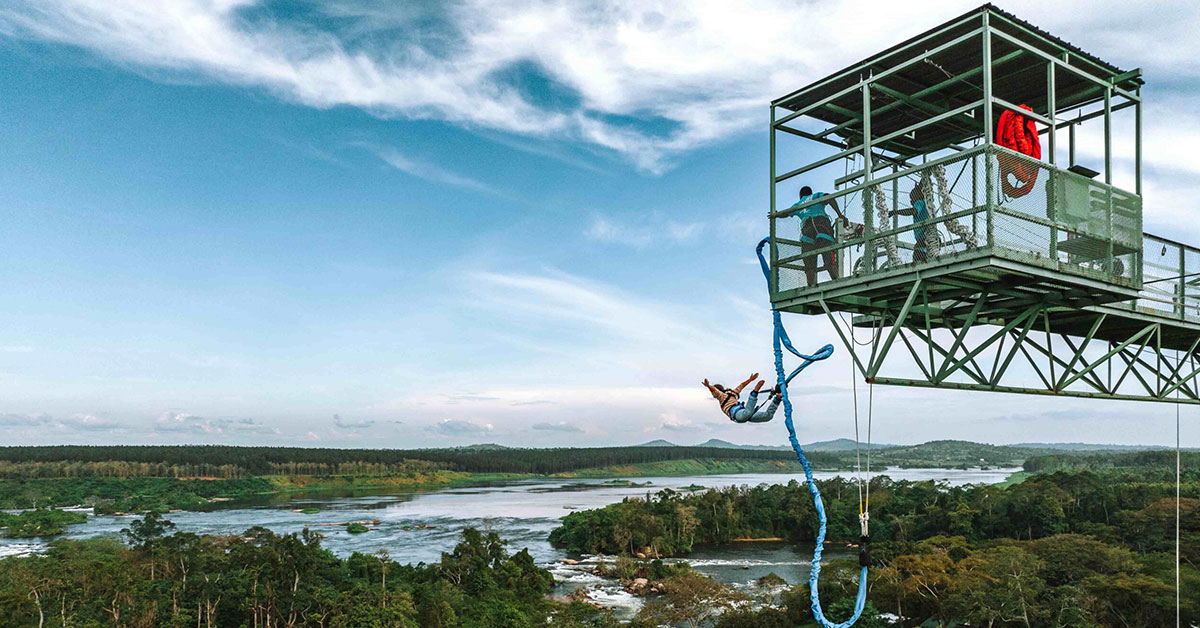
[{"xmin": 767, "ymin": 4, "xmax": 1200, "ymax": 405}]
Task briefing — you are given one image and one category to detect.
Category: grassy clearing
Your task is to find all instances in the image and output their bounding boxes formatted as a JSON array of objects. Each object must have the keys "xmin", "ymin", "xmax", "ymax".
[{"xmin": 998, "ymin": 471, "xmax": 1033, "ymax": 487}]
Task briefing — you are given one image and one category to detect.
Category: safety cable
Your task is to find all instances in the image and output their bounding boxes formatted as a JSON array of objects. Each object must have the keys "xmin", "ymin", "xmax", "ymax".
[
  {"xmin": 852, "ymin": 320, "xmax": 863, "ymax": 521},
  {"xmin": 757, "ymin": 238, "xmax": 868, "ymax": 628},
  {"xmin": 865, "ymin": 316, "xmax": 879, "ymax": 518},
  {"xmin": 1176, "ymin": 356, "xmax": 1182, "ymax": 628}
]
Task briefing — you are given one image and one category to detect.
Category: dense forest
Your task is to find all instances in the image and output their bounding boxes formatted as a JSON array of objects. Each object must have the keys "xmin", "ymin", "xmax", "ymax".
[
  {"xmin": 1023, "ymin": 449, "xmax": 1200, "ymax": 478},
  {"xmin": 0, "ymin": 476, "xmax": 280, "ymax": 513},
  {"xmin": 0, "ymin": 442, "xmax": 1185, "ymax": 515},
  {"xmin": 0, "ymin": 446, "xmax": 1194, "ymax": 626},
  {"xmin": 0, "ymin": 519, "xmax": 602, "ymax": 628},
  {"xmin": 550, "ymin": 468, "xmax": 1199, "ymax": 557},
  {"xmin": 548, "ymin": 451, "xmax": 1199, "ymax": 627},
  {"xmin": 0, "ymin": 445, "xmax": 843, "ymax": 477},
  {"xmin": 0, "ymin": 445, "xmax": 839, "ymax": 512}
]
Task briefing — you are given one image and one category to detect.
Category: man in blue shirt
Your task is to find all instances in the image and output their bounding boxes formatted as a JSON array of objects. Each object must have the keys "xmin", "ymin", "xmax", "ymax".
[
  {"xmin": 791, "ymin": 186, "xmax": 847, "ymax": 286},
  {"xmin": 891, "ymin": 183, "xmax": 933, "ymax": 262}
]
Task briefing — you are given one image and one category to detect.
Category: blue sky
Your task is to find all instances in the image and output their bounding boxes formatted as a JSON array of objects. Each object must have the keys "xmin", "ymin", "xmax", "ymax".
[{"xmin": 0, "ymin": 0, "xmax": 1197, "ymax": 448}]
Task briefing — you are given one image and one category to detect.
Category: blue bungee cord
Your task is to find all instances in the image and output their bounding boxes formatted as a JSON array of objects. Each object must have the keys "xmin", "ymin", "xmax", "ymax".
[{"xmin": 756, "ymin": 238, "xmax": 869, "ymax": 628}]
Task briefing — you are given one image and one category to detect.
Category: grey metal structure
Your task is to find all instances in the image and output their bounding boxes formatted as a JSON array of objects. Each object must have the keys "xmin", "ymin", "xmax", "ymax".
[{"xmin": 768, "ymin": 4, "xmax": 1200, "ymax": 404}]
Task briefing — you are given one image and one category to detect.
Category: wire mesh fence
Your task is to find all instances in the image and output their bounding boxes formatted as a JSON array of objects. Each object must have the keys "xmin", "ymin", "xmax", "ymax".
[
  {"xmin": 772, "ymin": 144, "xmax": 1148, "ymax": 298},
  {"xmin": 1111, "ymin": 235, "xmax": 1200, "ymax": 321}
]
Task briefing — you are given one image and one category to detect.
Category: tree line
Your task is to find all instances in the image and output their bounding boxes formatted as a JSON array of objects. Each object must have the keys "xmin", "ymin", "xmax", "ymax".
[
  {"xmin": 550, "ymin": 468, "xmax": 1198, "ymax": 626},
  {"xmin": 0, "ymin": 520, "xmax": 604, "ymax": 628},
  {"xmin": 0, "ymin": 445, "xmax": 842, "ymax": 477},
  {"xmin": 1023, "ymin": 449, "xmax": 1200, "ymax": 479},
  {"xmin": 551, "ymin": 470, "xmax": 1197, "ymax": 559}
]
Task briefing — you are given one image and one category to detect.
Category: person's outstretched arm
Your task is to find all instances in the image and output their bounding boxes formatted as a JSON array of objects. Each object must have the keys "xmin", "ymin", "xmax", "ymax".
[
  {"xmin": 702, "ymin": 379, "xmax": 721, "ymax": 399},
  {"xmin": 828, "ymin": 197, "xmax": 847, "ymax": 221},
  {"xmin": 733, "ymin": 372, "xmax": 758, "ymax": 394}
]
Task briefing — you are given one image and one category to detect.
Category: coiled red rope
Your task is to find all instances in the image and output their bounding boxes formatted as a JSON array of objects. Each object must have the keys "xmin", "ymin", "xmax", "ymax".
[{"xmin": 995, "ymin": 104, "xmax": 1041, "ymax": 198}]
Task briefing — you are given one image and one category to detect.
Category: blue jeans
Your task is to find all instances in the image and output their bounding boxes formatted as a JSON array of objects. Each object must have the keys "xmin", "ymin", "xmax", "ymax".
[{"xmin": 729, "ymin": 391, "xmax": 781, "ymax": 423}]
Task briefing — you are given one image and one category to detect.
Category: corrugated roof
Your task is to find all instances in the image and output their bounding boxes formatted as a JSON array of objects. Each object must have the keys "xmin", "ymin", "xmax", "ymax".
[
  {"xmin": 771, "ymin": 4, "xmax": 1141, "ymax": 158},
  {"xmin": 774, "ymin": 4, "xmax": 1134, "ymax": 109}
]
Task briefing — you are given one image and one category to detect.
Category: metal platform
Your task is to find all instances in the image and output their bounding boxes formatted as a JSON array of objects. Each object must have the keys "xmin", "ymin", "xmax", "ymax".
[{"xmin": 765, "ymin": 5, "xmax": 1200, "ymax": 404}]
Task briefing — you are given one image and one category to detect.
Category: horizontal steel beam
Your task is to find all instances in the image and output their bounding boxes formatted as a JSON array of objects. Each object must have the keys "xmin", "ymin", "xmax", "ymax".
[
  {"xmin": 774, "ymin": 13, "xmax": 983, "ymax": 110},
  {"xmin": 774, "ymin": 27, "xmax": 984, "ymax": 127},
  {"xmin": 988, "ymin": 29, "xmax": 1139, "ymax": 103},
  {"xmin": 870, "ymin": 376, "xmax": 1200, "ymax": 404}
]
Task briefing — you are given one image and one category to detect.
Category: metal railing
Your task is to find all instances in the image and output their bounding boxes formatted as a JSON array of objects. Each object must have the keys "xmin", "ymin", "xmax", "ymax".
[
  {"xmin": 770, "ymin": 144, "xmax": 1143, "ymax": 298},
  {"xmin": 1112, "ymin": 234, "xmax": 1200, "ymax": 322}
]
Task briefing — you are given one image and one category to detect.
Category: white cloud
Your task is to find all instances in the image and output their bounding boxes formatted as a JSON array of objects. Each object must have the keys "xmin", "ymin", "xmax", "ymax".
[
  {"xmin": 654, "ymin": 411, "xmax": 701, "ymax": 433},
  {"xmin": 425, "ymin": 418, "xmax": 494, "ymax": 437},
  {"xmin": 585, "ymin": 213, "xmax": 704, "ymax": 247},
  {"xmin": 154, "ymin": 411, "xmax": 279, "ymax": 435},
  {"xmin": 59, "ymin": 413, "xmax": 123, "ymax": 431},
  {"xmin": 12, "ymin": 1, "xmax": 1194, "ymax": 174},
  {"xmin": 0, "ymin": 345, "xmax": 34, "ymax": 353}
]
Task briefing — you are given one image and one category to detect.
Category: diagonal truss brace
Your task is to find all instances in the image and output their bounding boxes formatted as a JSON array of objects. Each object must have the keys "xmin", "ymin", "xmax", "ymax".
[{"xmin": 822, "ymin": 281, "xmax": 1200, "ymax": 404}]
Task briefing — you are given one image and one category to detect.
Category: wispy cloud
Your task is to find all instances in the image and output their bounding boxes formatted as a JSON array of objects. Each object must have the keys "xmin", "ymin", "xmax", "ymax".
[
  {"xmin": 467, "ymin": 268, "xmax": 758, "ymax": 352},
  {"xmin": 0, "ymin": 412, "xmax": 52, "ymax": 427},
  {"xmin": 531, "ymin": 421, "xmax": 583, "ymax": 433},
  {"xmin": 0, "ymin": 412, "xmax": 124, "ymax": 432},
  {"xmin": 445, "ymin": 394, "xmax": 502, "ymax": 404},
  {"xmin": 332, "ymin": 413, "xmax": 374, "ymax": 429},
  {"xmin": 358, "ymin": 143, "xmax": 502, "ymax": 195}
]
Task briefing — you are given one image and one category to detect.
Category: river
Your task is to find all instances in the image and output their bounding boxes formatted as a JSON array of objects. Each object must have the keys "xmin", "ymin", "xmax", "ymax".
[{"xmin": 0, "ymin": 467, "xmax": 1017, "ymax": 616}]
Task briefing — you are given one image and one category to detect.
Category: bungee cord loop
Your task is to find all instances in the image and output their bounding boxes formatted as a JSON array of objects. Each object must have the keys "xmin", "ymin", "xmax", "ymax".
[{"xmin": 757, "ymin": 238, "xmax": 869, "ymax": 628}]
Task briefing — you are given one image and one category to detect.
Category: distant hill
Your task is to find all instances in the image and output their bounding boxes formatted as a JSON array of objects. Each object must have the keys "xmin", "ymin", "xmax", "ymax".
[
  {"xmin": 694, "ymin": 439, "xmax": 788, "ymax": 451},
  {"xmin": 802, "ymin": 438, "xmax": 899, "ymax": 452},
  {"xmin": 655, "ymin": 438, "xmax": 896, "ymax": 452},
  {"xmin": 872, "ymin": 439, "xmax": 1034, "ymax": 468},
  {"xmin": 457, "ymin": 443, "xmax": 511, "ymax": 451},
  {"xmin": 1012, "ymin": 442, "xmax": 1169, "ymax": 452}
]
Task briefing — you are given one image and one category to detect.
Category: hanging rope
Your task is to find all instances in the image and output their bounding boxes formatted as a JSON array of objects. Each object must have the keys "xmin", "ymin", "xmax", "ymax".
[
  {"xmin": 926, "ymin": 164, "xmax": 978, "ymax": 254},
  {"xmin": 851, "ymin": 317, "xmax": 864, "ymax": 531},
  {"xmin": 872, "ymin": 186, "xmax": 901, "ymax": 267},
  {"xmin": 863, "ymin": 318, "xmax": 879, "ymax": 529},
  {"xmin": 917, "ymin": 173, "xmax": 945, "ymax": 259},
  {"xmin": 757, "ymin": 238, "xmax": 869, "ymax": 628},
  {"xmin": 848, "ymin": 314, "xmax": 879, "ymax": 540},
  {"xmin": 1176, "ymin": 360, "xmax": 1182, "ymax": 627}
]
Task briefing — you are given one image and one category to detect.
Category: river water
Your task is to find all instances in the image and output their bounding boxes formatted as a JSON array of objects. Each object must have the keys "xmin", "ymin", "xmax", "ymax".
[{"xmin": 0, "ymin": 468, "xmax": 1016, "ymax": 615}]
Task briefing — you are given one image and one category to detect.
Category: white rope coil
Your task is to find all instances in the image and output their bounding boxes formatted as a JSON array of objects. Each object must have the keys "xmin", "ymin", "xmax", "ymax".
[
  {"xmin": 932, "ymin": 164, "xmax": 978, "ymax": 251},
  {"xmin": 872, "ymin": 185, "xmax": 901, "ymax": 267},
  {"xmin": 919, "ymin": 173, "xmax": 944, "ymax": 258}
]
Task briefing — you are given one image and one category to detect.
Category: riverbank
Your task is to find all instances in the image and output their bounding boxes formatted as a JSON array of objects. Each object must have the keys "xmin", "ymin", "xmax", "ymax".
[
  {"xmin": 0, "ymin": 459, "xmax": 818, "ymax": 513},
  {"xmin": 0, "ymin": 458, "xmax": 1017, "ymax": 515},
  {"xmin": 550, "ymin": 457, "xmax": 806, "ymax": 478}
]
